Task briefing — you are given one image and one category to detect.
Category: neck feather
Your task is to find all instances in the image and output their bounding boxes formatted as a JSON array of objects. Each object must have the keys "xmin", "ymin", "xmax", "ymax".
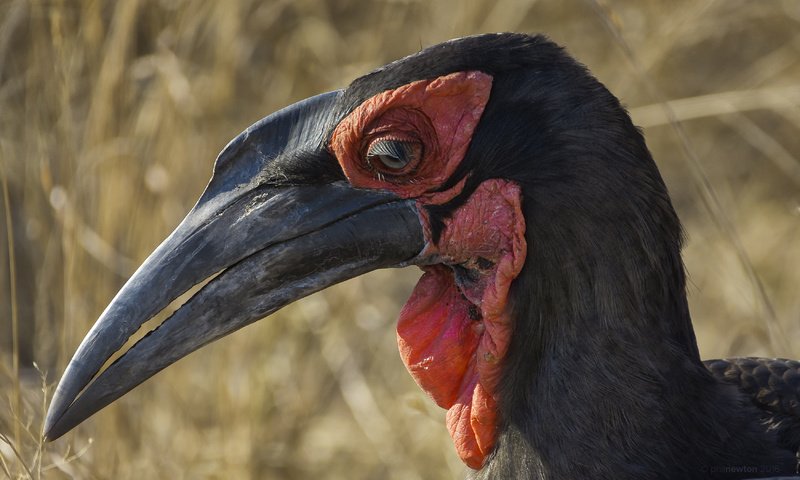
[{"xmin": 473, "ymin": 207, "xmax": 793, "ymax": 479}]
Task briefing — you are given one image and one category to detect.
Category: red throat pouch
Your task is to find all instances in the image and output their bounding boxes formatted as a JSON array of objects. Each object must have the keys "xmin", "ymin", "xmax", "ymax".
[{"xmin": 397, "ymin": 180, "xmax": 526, "ymax": 469}]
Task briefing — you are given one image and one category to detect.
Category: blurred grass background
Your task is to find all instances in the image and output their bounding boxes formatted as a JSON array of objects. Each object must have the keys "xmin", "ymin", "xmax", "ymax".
[{"xmin": 1, "ymin": 0, "xmax": 799, "ymax": 478}]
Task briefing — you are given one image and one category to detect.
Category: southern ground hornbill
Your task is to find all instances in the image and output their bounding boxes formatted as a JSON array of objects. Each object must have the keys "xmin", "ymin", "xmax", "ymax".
[{"xmin": 44, "ymin": 33, "xmax": 800, "ymax": 479}]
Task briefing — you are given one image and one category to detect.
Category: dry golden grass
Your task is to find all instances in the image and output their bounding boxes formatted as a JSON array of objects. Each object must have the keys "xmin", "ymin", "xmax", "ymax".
[{"xmin": 0, "ymin": 0, "xmax": 799, "ymax": 478}]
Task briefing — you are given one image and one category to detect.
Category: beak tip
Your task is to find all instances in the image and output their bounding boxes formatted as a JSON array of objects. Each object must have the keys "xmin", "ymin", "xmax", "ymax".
[
  {"xmin": 43, "ymin": 382, "xmax": 78, "ymax": 442},
  {"xmin": 42, "ymin": 414, "xmax": 62, "ymax": 442},
  {"xmin": 42, "ymin": 409, "xmax": 75, "ymax": 442},
  {"xmin": 42, "ymin": 423, "xmax": 59, "ymax": 443}
]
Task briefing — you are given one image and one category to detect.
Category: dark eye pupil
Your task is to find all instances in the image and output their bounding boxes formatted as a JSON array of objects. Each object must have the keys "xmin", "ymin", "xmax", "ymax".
[{"xmin": 366, "ymin": 140, "xmax": 417, "ymax": 170}]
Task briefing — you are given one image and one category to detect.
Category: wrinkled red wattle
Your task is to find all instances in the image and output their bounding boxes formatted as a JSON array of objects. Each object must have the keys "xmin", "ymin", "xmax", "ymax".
[{"xmin": 397, "ymin": 179, "xmax": 526, "ymax": 469}]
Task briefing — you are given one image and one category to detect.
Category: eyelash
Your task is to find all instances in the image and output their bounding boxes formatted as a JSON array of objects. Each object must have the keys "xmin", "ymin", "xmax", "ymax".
[{"xmin": 364, "ymin": 137, "xmax": 423, "ymax": 177}]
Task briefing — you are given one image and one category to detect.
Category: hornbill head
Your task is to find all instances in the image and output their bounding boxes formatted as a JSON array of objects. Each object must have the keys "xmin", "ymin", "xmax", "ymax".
[{"xmin": 45, "ymin": 33, "xmax": 683, "ymax": 470}]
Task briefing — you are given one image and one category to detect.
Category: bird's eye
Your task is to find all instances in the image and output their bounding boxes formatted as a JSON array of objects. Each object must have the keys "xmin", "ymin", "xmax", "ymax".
[{"xmin": 365, "ymin": 139, "xmax": 421, "ymax": 172}]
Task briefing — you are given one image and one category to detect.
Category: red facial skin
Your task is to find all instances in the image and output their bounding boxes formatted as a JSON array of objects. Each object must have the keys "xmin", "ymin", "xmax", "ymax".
[
  {"xmin": 330, "ymin": 71, "xmax": 527, "ymax": 469},
  {"xmin": 331, "ymin": 71, "xmax": 490, "ymax": 199}
]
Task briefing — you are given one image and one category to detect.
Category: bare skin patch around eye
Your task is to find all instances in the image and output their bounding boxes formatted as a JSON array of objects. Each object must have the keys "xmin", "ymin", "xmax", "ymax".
[{"xmin": 329, "ymin": 71, "xmax": 493, "ymax": 198}]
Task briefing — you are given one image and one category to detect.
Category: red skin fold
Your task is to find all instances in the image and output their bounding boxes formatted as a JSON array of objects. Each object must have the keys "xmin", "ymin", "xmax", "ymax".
[
  {"xmin": 330, "ymin": 70, "xmax": 527, "ymax": 469},
  {"xmin": 399, "ymin": 180, "xmax": 526, "ymax": 469},
  {"xmin": 330, "ymin": 71, "xmax": 493, "ymax": 198}
]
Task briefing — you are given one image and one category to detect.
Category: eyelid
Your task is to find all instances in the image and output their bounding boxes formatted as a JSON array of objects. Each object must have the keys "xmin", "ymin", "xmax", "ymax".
[
  {"xmin": 363, "ymin": 137, "xmax": 423, "ymax": 176},
  {"xmin": 367, "ymin": 139, "xmax": 416, "ymax": 159}
]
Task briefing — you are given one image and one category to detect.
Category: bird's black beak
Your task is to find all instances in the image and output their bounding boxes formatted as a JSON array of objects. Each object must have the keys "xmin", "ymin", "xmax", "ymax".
[{"xmin": 44, "ymin": 91, "xmax": 425, "ymax": 440}]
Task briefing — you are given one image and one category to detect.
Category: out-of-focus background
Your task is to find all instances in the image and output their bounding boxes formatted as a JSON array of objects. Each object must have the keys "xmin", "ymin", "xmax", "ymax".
[{"xmin": 0, "ymin": 0, "xmax": 798, "ymax": 478}]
